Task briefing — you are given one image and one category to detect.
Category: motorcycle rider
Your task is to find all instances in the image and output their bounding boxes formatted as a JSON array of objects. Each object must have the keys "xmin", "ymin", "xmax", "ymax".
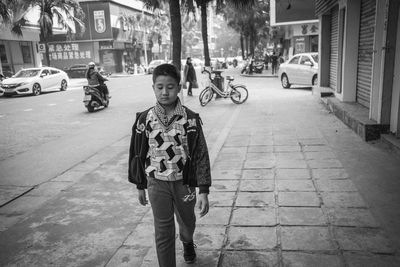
[{"xmin": 86, "ymin": 62, "xmax": 111, "ymax": 99}]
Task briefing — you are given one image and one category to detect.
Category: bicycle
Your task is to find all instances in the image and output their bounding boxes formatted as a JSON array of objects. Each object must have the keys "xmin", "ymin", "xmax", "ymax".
[{"xmin": 199, "ymin": 68, "xmax": 248, "ymax": 106}]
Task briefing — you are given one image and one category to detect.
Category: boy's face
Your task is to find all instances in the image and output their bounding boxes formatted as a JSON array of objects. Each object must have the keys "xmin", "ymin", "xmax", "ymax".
[{"xmin": 152, "ymin": 75, "xmax": 181, "ymax": 106}]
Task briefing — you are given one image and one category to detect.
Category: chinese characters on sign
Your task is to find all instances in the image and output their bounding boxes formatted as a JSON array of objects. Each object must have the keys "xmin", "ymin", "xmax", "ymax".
[{"xmin": 48, "ymin": 43, "xmax": 91, "ymax": 61}]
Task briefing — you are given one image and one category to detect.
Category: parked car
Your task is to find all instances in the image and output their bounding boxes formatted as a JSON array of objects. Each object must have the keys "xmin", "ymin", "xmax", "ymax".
[
  {"xmin": 65, "ymin": 64, "xmax": 87, "ymax": 78},
  {"xmin": 147, "ymin": 59, "xmax": 166, "ymax": 74},
  {"xmin": 278, "ymin": 52, "xmax": 319, "ymax": 88},
  {"xmin": 0, "ymin": 67, "xmax": 69, "ymax": 97}
]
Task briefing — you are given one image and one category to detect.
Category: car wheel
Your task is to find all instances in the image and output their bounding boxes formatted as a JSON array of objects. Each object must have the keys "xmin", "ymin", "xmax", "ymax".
[
  {"xmin": 281, "ymin": 74, "xmax": 291, "ymax": 88},
  {"xmin": 32, "ymin": 83, "xmax": 41, "ymax": 96},
  {"xmin": 60, "ymin": 79, "xmax": 68, "ymax": 91},
  {"xmin": 312, "ymin": 75, "xmax": 318, "ymax": 86}
]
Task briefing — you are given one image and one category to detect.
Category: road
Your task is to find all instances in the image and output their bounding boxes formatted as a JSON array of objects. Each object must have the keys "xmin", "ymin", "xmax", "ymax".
[
  {"xmin": 0, "ymin": 75, "xmax": 159, "ymax": 189},
  {"xmin": 0, "ymin": 68, "xmax": 235, "ymax": 199}
]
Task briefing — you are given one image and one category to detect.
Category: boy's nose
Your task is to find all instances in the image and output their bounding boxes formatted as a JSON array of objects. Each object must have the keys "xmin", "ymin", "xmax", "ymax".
[{"xmin": 161, "ymin": 88, "xmax": 168, "ymax": 95}]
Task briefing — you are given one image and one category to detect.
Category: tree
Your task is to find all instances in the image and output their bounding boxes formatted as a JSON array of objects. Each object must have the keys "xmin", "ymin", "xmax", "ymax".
[
  {"xmin": 223, "ymin": 0, "xmax": 269, "ymax": 59},
  {"xmin": 144, "ymin": 0, "xmax": 184, "ymax": 70},
  {"xmin": 194, "ymin": 0, "xmax": 255, "ymax": 67},
  {"xmin": 32, "ymin": 0, "xmax": 85, "ymax": 66}
]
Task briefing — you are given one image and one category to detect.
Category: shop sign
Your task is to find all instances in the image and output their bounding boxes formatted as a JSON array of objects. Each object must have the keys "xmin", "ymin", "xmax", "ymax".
[
  {"xmin": 99, "ymin": 41, "xmax": 113, "ymax": 50},
  {"xmin": 48, "ymin": 43, "xmax": 91, "ymax": 61},
  {"xmin": 38, "ymin": 43, "xmax": 46, "ymax": 53},
  {"xmin": 294, "ymin": 37, "xmax": 306, "ymax": 53},
  {"xmin": 293, "ymin": 23, "xmax": 319, "ymax": 36},
  {"xmin": 94, "ymin": 10, "xmax": 106, "ymax": 34}
]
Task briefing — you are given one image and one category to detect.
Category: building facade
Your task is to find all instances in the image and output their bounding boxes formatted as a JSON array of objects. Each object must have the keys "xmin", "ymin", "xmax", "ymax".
[
  {"xmin": 316, "ymin": 0, "xmax": 400, "ymax": 137},
  {"xmin": 271, "ymin": 0, "xmax": 319, "ymax": 59},
  {"xmin": 48, "ymin": 0, "xmax": 158, "ymax": 74}
]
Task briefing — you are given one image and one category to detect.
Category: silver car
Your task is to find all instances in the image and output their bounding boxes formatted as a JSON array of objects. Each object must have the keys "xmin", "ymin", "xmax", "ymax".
[
  {"xmin": 0, "ymin": 67, "xmax": 69, "ymax": 96},
  {"xmin": 278, "ymin": 52, "xmax": 318, "ymax": 88}
]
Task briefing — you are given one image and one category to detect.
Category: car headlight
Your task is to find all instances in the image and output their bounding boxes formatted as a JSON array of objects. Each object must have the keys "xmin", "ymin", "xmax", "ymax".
[{"xmin": 16, "ymin": 82, "xmax": 29, "ymax": 87}]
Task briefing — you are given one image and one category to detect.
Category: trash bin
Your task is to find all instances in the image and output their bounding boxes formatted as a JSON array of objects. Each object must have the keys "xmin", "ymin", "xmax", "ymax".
[{"xmin": 212, "ymin": 71, "xmax": 224, "ymax": 98}]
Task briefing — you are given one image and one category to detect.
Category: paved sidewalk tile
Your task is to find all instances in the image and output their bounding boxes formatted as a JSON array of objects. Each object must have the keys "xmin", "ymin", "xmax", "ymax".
[
  {"xmin": 280, "ymin": 226, "xmax": 336, "ymax": 251},
  {"xmin": 231, "ymin": 207, "xmax": 276, "ymax": 226},
  {"xmin": 226, "ymin": 226, "xmax": 277, "ymax": 250},
  {"xmin": 276, "ymin": 179, "xmax": 316, "ymax": 191},
  {"xmin": 276, "ymin": 168, "xmax": 311, "ymax": 179},
  {"xmin": 325, "ymin": 207, "xmax": 379, "ymax": 227},
  {"xmin": 239, "ymin": 179, "xmax": 274, "ymax": 191},
  {"xmin": 279, "ymin": 207, "xmax": 327, "ymax": 225},
  {"xmin": 282, "ymin": 252, "xmax": 343, "ymax": 267},
  {"xmin": 278, "ymin": 192, "xmax": 321, "ymax": 207},
  {"xmin": 241, "ymin": 169, "xmax": 274, "ymax": 179},
  {"xmin": 235, "ymin": 192, "xmax": 275, "ymax": 207},
  {"xmin": 343, "ymin": 252, "xmax": 400, "ymax": 267},
  {"xmin": 334, "ymin": 227, "xmax": 395, "ymax": 254},
  {"xmin": 220, "ymin": 251, "xmax": 278, "ymax": 267}
]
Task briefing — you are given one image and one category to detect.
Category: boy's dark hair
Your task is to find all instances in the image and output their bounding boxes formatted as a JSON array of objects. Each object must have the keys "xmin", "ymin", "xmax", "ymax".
[{"xmin": 152, "ymin": 63, "xmax": 181, "ymax": 84}]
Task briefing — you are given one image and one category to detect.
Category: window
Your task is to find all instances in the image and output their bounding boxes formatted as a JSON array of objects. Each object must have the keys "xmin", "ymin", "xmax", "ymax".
[
  {"xmin": 0, "ymin": 44, "xmax": 8, "ymax": 63},
  {"xmin": 50, "ymin": 69, "xmax": 59, "ymax": 75},
  {"xmin": 300, "ymin": 56, "xmax": 311, "ymax": 65},
  {"xmin": 289, "ymin": 56, "xmax": 300, "ymax": 64},
  {"xmin": 20, "ymin": 43, "xmax": 32, "ymax": 64},
  {"xmin": 41, "ymin": 69, "xmax": 50, "ymax": 76}
]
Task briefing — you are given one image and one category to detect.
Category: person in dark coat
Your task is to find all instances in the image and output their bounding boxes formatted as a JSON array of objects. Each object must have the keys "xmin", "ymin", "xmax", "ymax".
[
  {"xmin": 183, "ymin": 57, "xmax": 198, "ymax": 96},
  {"xmin": 85, "ymin": 62, "xmax": 110, "ymax": 98},
  {"xmin": 270, "ymin": 52, "xmax": 278, "ymax": 75}
]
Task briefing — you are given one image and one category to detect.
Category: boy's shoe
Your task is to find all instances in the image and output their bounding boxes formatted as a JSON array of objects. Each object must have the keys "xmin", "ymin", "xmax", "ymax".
[
  {"xmin": 183, "ymin": 242, "xmax": 196, "ymax": 264},
  {"xmin": 188, "ymin": 91, "xmax": 193, "ymax": 96}
]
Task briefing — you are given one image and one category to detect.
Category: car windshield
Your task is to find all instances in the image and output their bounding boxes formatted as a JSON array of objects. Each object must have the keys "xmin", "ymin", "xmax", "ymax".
[
  {"xmin": 311, "ymin": 54, "xmax": 319, "ymax": 63},
  {"xmin": 14, "ymin": 69, "xmax": 40, "ymax": 77}
]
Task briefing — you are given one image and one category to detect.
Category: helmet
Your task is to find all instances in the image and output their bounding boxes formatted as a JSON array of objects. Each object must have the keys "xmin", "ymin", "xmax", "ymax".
[{"xmin": 88, "ymin": 62, "xmax": 96, "ymax": 68}]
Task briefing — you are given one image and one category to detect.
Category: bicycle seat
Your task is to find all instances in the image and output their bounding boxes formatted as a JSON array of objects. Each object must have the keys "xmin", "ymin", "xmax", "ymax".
[{"xmin": 226, "ymin": 75, "xmax": 234, "ymax": 81}]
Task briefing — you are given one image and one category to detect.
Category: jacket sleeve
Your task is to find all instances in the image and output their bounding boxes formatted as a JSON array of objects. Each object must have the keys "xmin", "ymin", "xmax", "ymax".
[
  {"xmin": 194, "ymin": 117, "xmax": 211, "ymax": 194},
  {"xmin": 128, "ymin": 113, "xmax": 148, "ymax": 190}
]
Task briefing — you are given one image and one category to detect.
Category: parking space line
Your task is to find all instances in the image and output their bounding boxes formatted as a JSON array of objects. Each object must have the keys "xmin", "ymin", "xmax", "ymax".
[
  {"xmin": 48, "ymin": 104, "xmax": 57, "ymax": 106},
  {"xmin": 23, "ymin": 109, "xmax": 33, "ymax": 112}
]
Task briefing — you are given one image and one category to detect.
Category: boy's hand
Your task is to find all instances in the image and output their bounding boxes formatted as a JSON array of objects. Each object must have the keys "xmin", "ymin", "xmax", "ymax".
[
  {"xmin": 198, "ymin": 193, "xmax": 209, "ymax": 217},
  {"xmin": 138, "ymin": 189, "xmax": 148, "ymax": 206}
]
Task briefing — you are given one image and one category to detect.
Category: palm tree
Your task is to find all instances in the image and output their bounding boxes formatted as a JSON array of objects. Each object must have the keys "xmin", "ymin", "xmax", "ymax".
[
  {"xmin": 0, "ymin": 0, "xmax": 32, "ymax": 36},
  {"xmin": 194, "ymin": 0, "xmax": 255, "ymax": 67},
  {"xmin": 30, "ymin": 0, "xmax": 85, "ymax": 66},
  {"xmin": 144, "ymin": 0, "xmax": 190, "ymax": 70}
]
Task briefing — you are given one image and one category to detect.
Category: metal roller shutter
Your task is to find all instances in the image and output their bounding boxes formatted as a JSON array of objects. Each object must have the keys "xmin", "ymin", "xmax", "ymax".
[
  {"xmin": 329, "ymin": 6, "xmax": 339, "ymax": 91},
  {"xmin": 356, "ymin": 0, "xmax": 376, "ymax": 108}
]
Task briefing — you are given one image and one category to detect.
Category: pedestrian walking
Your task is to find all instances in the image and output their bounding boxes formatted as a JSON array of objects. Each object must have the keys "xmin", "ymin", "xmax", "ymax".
[
  {"xmin": 128, "ymin": 63, "xmax": 211, "ymax": 267},
  {"xmin": 182, "ymin": 57, "xmax": 198, "ymax": 96},
  {"xmin": 264, "ymin": 53, "xmax": 270, "ymax": 70},
  {"xmin": 270, "ymin": 52, "xmax": 278, "ymax": 75}
]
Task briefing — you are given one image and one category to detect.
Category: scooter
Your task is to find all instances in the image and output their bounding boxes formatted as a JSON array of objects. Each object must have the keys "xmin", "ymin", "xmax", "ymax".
[
  {"xmin": 83, "ymin": 84, "xmax": 109, "ymax": 112},
  {"xmin": 252, "ymin": 63, "xmax": 264, "ymax": 74}
]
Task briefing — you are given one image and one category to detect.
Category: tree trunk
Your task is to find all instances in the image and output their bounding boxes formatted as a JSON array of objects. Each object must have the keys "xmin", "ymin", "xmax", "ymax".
[
  {"xmin": 169, "ymin": 0, "xmax": 182, "ymax": 70},
  {"xmin": 240, "ymin": 33, "xmax": 244, "ymax": 59},
  {"xmin": 200, "ymin": 2, "xmax": 210, "ymax": 67}
]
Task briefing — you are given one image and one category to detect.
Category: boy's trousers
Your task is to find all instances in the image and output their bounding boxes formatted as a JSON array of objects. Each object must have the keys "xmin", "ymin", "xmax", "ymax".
[{"xmin": 147, "ymin": 177, "xmax": 196, "ymax": 267}]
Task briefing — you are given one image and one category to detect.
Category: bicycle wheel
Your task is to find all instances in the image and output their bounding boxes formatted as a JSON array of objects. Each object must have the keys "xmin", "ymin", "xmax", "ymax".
[
  {"xmin": 199, "ymin": 87, "xmax": 213, "ymax": 106},
  {"xmin": 230, "ymin": 85, "xmax": 248, "ymax": 104}
]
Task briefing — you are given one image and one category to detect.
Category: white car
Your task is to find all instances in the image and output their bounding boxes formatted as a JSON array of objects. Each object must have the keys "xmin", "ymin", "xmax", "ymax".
[
  {"xmin": 147, "ymin": 60, "xmax": 166, "ymax": 74},
  {"xmin": 0, "ymin": 67, "xmax": 69, "ymax": 97},
  {"xmin": 278, "ymin": 52, "xmax": 319, "ymax": 88}
]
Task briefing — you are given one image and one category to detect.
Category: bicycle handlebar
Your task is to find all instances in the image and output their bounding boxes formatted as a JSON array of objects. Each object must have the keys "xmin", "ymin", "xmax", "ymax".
[{"xmin": 201, "ymin": 67, "xmax": 213, "ymax": 81}]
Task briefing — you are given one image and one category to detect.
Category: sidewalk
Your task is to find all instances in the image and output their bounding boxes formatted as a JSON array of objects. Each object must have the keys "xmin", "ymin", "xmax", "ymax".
[{"xmin": 1, "ymin": 75, "xmax": 400, "ymax": 266}]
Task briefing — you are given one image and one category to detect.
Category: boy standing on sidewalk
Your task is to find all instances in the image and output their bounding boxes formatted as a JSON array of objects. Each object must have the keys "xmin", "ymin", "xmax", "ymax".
[{"xmin": 128, "ymin": 64, "xmax": 211, "ymax": 266}]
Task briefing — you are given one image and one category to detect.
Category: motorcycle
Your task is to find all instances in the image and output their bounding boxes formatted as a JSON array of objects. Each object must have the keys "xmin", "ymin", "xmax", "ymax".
[
  {"xmin": 241, "ymin": 61, "xmax": 264, "ymax": 74},
  {"xmin": 83, "ymin": 84, "xmax": 109, "ymax": 112}
]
